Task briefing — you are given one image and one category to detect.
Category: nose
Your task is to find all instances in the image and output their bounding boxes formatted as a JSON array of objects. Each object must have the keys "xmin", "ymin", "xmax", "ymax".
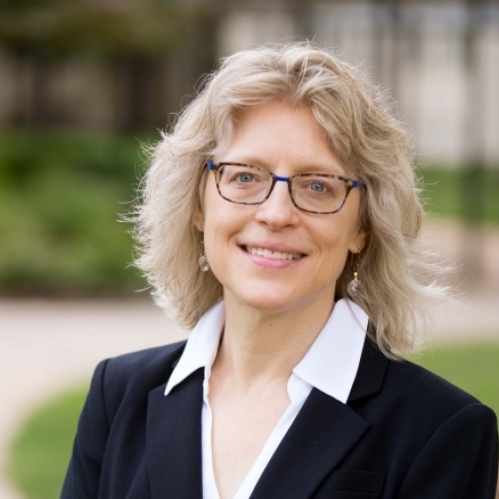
[{"xmin": 254, "ymin": 176, "xmax": 299, "ymax": 228}]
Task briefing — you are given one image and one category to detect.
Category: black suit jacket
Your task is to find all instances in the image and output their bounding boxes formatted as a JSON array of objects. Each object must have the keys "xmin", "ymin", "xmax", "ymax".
[{"xmin": 61, "ymin": 338, "xmax": 498, "ymax": 499}]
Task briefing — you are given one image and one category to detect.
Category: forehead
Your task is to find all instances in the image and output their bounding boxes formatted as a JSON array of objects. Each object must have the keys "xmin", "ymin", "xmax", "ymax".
[{"xmin": 218, "ymin": 101, "xmax": 346, "ymax": 175}]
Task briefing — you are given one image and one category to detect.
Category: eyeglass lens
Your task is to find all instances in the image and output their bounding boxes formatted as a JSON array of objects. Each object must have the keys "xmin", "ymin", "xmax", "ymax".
[{"xmin": 216, "ymin": 163, "xmax": 349, "ymax": 213}]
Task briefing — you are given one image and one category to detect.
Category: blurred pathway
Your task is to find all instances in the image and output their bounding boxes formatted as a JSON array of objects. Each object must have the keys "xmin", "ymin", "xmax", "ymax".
[
  {"xmin": 0, "ymin": 299, "xmax": 189, "ymax": 499},
  {"xmin": 1, "ymin": 218, "xmax": 498, "ymax": 499}
]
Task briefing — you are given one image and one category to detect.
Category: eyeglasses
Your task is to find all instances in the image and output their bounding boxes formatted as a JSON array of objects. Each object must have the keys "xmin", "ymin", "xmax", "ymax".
[{"xmin": 206, "ymin": 161, "xmax": 366, "ymax": 214}]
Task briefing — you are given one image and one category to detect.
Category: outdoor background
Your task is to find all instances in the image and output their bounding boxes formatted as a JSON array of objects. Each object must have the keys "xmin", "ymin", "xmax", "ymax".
[{"xmin": 0, "ymin": 0, "xmax": 498, "ymax": 498}]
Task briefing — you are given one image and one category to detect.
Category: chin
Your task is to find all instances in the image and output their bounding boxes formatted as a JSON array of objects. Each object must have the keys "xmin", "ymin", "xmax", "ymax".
[
  {"xmin": 247, "ymin": 300, "xmax": 295, "ymax": 315},
  {"xmin": 223, "ymin": 280, "xmax": 337, "ymax": 317},
  {"xmin": 226, "ymin": 288, "xmax": 293, "ymax": 314},
  {"xmin": 233, "ymin": 289, "xmax": 328, "ymax": 317}
]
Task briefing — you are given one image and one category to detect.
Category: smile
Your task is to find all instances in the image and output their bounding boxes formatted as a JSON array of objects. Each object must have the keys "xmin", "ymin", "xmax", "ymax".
[{"xmin": 244, "ymin": 246, "xmax": 303, "ymax": 261}]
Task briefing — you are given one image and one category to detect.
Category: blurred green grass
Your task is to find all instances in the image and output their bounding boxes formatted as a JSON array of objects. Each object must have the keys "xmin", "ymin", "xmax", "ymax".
[
  {"xmin": 7, "ymin": 342, "xmax": 499, "ymax": 499},
  {"xmin": 7, "ymin": 386, "xmax": 88, "ymax": 499},
  {"xmin": 421, "ymin": 165, "xmax": 499, "ymax": 224}
]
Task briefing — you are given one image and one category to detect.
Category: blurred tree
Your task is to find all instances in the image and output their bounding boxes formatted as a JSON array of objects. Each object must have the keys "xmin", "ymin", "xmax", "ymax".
[
  {"xmin": 0, "ymin": 0, "xmax": 217, "ymax": 130},
  {"xmin": 0, "ymin": 0, "xmax": 213, "ymax": 58},
  {"xmin": 0, "ymin": 0, "xmax": 219, "ymax": 296}
]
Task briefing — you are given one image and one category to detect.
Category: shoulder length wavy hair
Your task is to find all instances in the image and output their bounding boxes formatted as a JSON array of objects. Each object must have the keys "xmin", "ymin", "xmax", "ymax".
[{"xmin": 133, "ymin": 41, "xmax": 450, "ymax": 358}]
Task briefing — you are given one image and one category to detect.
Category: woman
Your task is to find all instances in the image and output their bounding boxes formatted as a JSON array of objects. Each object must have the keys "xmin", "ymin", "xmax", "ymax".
[{"xmin": 62, "ymin": 43, "xmax": 498, "ymax": 499}]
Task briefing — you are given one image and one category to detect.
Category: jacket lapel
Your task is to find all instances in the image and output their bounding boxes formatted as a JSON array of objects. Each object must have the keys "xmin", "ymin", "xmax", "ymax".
[
  {"xmin": 249, "ymin": 389, "xmax": 369, "ymax": 499},
  {"xmin": 349, "ymin": 337, "xmax": 389, "ymax": 402},
  {"xmin": 250, "ymin": 338, "xmax": 389, "ymax": 499},
  {"xmin": 146, "ymin": 367, "xmax": 204, "ymax": 499}
]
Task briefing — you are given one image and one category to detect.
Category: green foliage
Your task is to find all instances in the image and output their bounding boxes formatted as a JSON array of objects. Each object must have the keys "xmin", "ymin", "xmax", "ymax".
[
  {"xmin": 416, "ymin": 342, "xmax": 499, "ymax": 414},
  {"xmin": 420, "ymin": 165, "xmax": 499, "ymax": 224},
  {"xmin": 8, "ymin": 385, "xmax": 87, "ymax": 499},
  {"xmin": 0, "ymin": 130, "xmax": 152, "ymax": 296}
]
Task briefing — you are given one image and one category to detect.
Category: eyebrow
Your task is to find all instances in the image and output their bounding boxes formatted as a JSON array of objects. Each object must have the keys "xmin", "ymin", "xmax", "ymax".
[{"xmin": 219, "ymin": 157, "xmax": 346, "ymax": 176}]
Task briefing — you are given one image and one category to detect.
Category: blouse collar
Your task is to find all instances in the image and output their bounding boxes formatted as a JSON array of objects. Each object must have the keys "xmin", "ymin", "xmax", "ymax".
[{"xmin": 164, "ymin": 298, "xmax": 368, "ymax": 404}]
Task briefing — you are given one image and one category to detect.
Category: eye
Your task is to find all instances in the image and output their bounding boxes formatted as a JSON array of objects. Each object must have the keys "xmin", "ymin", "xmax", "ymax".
[
  {"xmin": 220, "ymin": 165, "xmax": 268, "ymax": 186},
  {"xmin": 309, "ymin": 181, "xmax": 326, "ymax": 193},
  {"xmin": 236, "ymin": 172, "xmax": 255, "ymax": 183}
]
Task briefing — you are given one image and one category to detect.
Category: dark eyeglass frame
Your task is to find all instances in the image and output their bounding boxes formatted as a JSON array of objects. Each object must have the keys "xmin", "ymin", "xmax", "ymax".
[{"xmin": 206, "ymin": 161, "xmax": 366, "ymax": 215}]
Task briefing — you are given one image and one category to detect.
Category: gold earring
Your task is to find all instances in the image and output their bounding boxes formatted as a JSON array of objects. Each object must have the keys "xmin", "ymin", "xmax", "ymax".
[{"xmin": 347, "ymin": 252, "xmax": 361, "ymax": 297}]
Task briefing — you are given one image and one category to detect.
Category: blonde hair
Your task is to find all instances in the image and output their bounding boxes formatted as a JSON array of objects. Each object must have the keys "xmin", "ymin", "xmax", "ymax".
[{"xmin": 133, "ymin": 41, "xmax": 450, "ymax": 358}]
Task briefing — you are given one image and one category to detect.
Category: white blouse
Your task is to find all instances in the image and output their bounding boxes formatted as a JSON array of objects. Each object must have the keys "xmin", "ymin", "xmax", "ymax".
[{"xmin": 164, "ymin": 299, "xmax": 368, "ymax": 499}]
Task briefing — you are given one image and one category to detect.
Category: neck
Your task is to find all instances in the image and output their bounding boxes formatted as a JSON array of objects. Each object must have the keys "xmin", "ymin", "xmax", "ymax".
[{"xmin": 212, "ymin": 292, "xmax": 335, "ymax": 393}]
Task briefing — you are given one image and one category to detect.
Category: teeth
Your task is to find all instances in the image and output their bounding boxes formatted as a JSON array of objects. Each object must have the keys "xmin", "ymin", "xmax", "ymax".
[{"xmin": 245, "ymin": 246, "xmax": 302, "ymax": 260}]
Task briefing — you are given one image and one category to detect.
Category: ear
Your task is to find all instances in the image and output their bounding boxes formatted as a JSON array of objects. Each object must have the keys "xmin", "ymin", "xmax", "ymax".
[
  {"xmin": 348, "ymin": 226, "xmax": 368, "ymax": 254},
  {"xmin": 193, "ymin": 208, "xmax": 205, "ymax": 232}
]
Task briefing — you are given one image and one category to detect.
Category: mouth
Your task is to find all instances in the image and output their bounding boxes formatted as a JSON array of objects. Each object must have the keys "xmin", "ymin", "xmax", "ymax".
[{"xmin": 243, "ymin": 246, "xmax": 304, "ymax": 261}]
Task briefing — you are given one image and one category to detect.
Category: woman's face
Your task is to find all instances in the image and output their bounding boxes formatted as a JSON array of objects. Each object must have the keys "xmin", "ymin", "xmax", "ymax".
[{"xmin": 196, "ymin": 101, "xmax": 366, "ymax": 315}]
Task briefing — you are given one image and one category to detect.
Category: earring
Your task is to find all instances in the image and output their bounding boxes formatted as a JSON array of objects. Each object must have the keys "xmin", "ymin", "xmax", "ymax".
[
  {"xmin": 199, "ymin": 253, "xmax": 209, "ymax": 272},
  {"xmin": 347, "ymin": 252, "xmax": 361, "ymax": 297},
  {"xmin": 198, "ymin": 235, "xmax": 209, "ymax": 272}
]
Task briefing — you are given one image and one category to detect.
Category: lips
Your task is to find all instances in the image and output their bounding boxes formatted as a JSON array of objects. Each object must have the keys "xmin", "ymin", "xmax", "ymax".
[{"xmin": 243, "ymin": 246, "xmax": 304, "ymax": 261}]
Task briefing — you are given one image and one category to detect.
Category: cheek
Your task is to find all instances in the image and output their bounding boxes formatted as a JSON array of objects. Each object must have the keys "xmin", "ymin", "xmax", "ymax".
[
  {"xmin": 202, "ymin": 225, "xmax": 224, "ymax": 282},
  {"xmin": 314, "ymin": 218, "xmax": 357, "ymax": 264},
  {"xmin": 322, "ymin": 236, "xmax": 350, "ymax": 272},
  {"xmin": 202, "ymin": 203, "xmax": 246, "ymax": 264},
  {"xmin": 200, "ymin": 185, "xmax": 224, "ymax": 236}
]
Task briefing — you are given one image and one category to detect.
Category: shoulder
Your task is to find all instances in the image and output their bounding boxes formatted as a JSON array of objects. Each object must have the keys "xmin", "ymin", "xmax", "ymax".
[
  {"xmin": 380, "ymin": 361, "xmax": 499, "ymax": 497},
  {"xmin": 352, "ymin": 345, "xmax": 497, "ymax": 473},
  {"xmin": 380, "ymin": 355, "xmax": 496, "ymax": 432},
  {"xmin": 354, "ymin": 339, "xmax": 496, "ymax": 433},
  {"xmin": 354, "ymin": 339, "xmax": 483, "ymax": 415},
  {"xmin": 386, "ymin": 356, "xmax": 480, "ymax": 408},
  {"xmin": 102, "ymin": 340, "xmax": 187, "ymax": 385},
  {"xmin": 90, "ymin": 341, "xmax": 187, "ymax": 420}
]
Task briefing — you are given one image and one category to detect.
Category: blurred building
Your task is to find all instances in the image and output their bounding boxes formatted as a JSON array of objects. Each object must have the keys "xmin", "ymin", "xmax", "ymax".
[{"xmin": 0, "ymin": 0, "xmax": 498, "ymax": 165}]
